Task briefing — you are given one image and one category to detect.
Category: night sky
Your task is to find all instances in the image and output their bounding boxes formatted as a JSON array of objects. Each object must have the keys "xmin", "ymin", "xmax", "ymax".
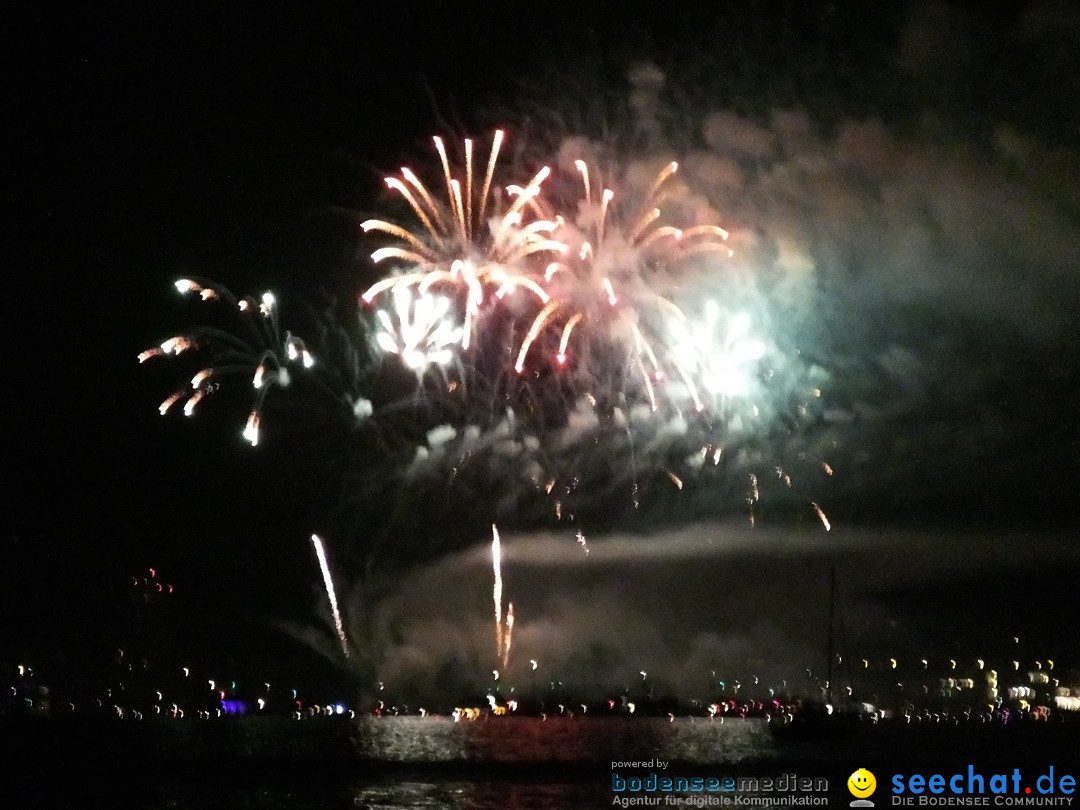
[{"xmin": 6, "ymin": 1, "xmax": 1080, "ymax": 694}]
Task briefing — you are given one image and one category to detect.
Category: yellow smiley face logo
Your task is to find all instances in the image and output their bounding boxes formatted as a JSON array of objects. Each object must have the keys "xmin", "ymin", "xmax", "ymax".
[{"xmin": 848, "ymin": 768, "xmax": 877, "ymax": 798}]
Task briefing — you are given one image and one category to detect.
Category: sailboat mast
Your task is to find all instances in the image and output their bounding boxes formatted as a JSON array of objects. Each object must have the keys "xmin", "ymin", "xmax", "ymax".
[{"xmin": 826, "ymin": 563, "xmax": 836, "ymax": 706}]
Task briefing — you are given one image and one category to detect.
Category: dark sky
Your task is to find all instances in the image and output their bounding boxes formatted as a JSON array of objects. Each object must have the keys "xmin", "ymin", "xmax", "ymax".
[{"xmin": 5, "ymin": 0, "xmax": 1079, "ymax": 688}]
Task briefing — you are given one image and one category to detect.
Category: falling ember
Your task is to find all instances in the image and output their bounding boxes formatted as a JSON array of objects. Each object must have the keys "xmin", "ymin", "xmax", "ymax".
[
  {"xmin": 311, "ymin": 534, "xmax": 349, "ymax": 657},
  {"xmin": 158, "ymin": 391, "xmax": 185, "ymax": 416},
  {"xmin": 183, "ymin": 390, "xmax": 205, "ymax": 417},
  {"xmin": 664, "ymin": 468, "xmax": 684, "ymax": 490},
  {"xmin": 749, "ymin": 473, "xmax": 760, "ymax": 502},
  {"xmin": 811, "ymin": 502, "xmax": 831, "ymax": 531},
  {"xmin": 602, "ymin": 278, "xmax": 618, "ymax": 306},
  {"xmin": 160, "ymin": 336, "xmax": 193, "ymax": 356},
  {"xmin": 575, "ymin": 529, "xmax": 590, "ymax": 555},
  {"xmin": 260, "ymin": 292, "xmax": 276, "ymax": 316},
  {"xmin": 242, "ymin": 411, "xmax": 260, "ymax": 446}
]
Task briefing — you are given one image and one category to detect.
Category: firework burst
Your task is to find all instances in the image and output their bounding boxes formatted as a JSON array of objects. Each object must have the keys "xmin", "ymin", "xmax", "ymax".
[
  {"xmin": 511, "ymin": 158, "xmax": 740, "ymax": 416},
  {"xmin": 141, "ymin": 131, "xmax": 833, "ymax": 580},
  {"xmin": 373, "ymin": 286, "xmax": 462, "ymax": 374},
  {"xmin": 139, "ymin": 279, "xmax": 319, "ymax": 447},
  {"xmin": 360, "ymin": 131, "xmax": 565, "ymax": 353}
]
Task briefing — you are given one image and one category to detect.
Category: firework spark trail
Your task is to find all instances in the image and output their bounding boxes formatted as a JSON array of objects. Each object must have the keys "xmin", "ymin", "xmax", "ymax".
[
  {"xmin": 502, "ymin": 602, "xmax": 514, "ymax": 671},
  {"xmin": 311, "ymin": 534, "xmax": 349, "ymax": 657},
  {"xmin": 811, "ymin": 502, "xmax": 831, "ymax": 532}
]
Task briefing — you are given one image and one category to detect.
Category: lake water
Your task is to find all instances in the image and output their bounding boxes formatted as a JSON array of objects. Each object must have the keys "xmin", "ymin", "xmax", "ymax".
[
  {"xmin": 9, "ymin": 716, "xmax": 1079, "ymax": 809},
  {"xmin": 351, "ymin": 715, "xmax": 774, "ymax": 764}
]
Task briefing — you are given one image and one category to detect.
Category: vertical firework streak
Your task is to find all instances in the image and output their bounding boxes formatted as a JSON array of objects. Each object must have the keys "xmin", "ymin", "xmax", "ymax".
[
  {"xmin": 491, "ymin": 524, "xmax": 515, "ymax": 670},
  {"xmin": 491, "ymin": 524, "xmax": 504, "ymax": 666},
  {"xmin": 311, "ymin": 534, "xmax": 349, "ymax": 657}
]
